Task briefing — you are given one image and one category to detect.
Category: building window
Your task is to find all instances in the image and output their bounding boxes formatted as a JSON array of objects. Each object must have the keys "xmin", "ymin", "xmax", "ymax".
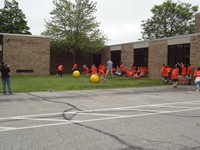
[
  {"xmin": 168, "ymin": 44, "xmax": 190, "ymax": 67},
  {"xmin": 111, "ymin": 50, "xmax": 121, "ymax": 68},
  {"xmin": 93, "ymin": 53, "xmax": 101, "ymax": 67},
  {"xmin": 134, "ymin": 48, "xmax": 148, "ymax": 67}
]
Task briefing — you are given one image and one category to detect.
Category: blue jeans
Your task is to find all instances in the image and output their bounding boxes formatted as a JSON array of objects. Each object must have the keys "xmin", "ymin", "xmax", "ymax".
[
  {"xmin": 195, "ymin": 81, "xmax": 200, "ymax": 87},
  {"xmin": 2, "ymin": 78, "xmax": 12, "ymax": 94}
]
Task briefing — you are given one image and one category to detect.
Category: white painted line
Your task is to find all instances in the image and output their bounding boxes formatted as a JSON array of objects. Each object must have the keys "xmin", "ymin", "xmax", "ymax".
[
  {"xmin": 0, "ymin": 113, "xmax": 63, "ymax": 121},
  {"xmin": 74, "ymin": 112, "xmax": 126, "ymax": 117},
  {"xmin": 0, "ymin": 127, "xmax": 17, "ymax": 130},
  {"xmin": 16, "ymin": 117, "xmax": 69, "ymax": 122},
  {"xmin": 119, "ymin": 108, "xmax": 162, "ymax": 113},
  {"xmin": 63, "ymin": 100, "xmax": 200, "ymax": 114},
  {"xmin": 1, "ymin": 107, "xmax": 200, "ymax": 133},
  {"xmin": 153, "ymin": 105, "xmax": 198, "ymax": 109},
  {"xmin": 1, "ymin": 100, "xmax": 200, "ymax": 122}
]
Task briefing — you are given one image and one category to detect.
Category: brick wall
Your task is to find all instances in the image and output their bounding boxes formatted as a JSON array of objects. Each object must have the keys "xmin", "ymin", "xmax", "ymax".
[
  {"xmin": 3, "ymin": 34, "xmax": 50, "ymax": 75},
  {"xmin": 190, "ymin": 35, "xmax": 200, "ymax": 69},
  {"xmin": 148, "ymin": 40, "xmax": 168, "ymax": 79},
  {"xmin": 195, "ymin": 12, "xmax": 200, "ymax": 33},
  {"xmin": 101, "ymin": 46, "xmax": 110, "ymax": 65},
  {"xmin": 121, "ymin": 43, "xmax": 133, "ymax": 69}
]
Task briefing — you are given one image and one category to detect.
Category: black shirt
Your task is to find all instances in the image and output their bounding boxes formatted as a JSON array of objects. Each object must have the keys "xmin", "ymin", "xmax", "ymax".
[{"xmin": 0, "ymin": 66, "xmax": 10, "ymax": 79}]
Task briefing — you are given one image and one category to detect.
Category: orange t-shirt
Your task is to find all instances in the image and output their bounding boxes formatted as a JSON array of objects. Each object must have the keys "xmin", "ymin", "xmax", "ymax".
[
  {"xmin": 73, "ymin": 64, "xmax": 77, "ymax": 69},
  {"xmin": 194, "ymin": 70, "xmax": 200, "ymax": 77},
  {"xmin": 161, "ymin": 65, "xmax": 165, "ymax": 74},
  {"xmin": 58, "ymin": 65, "xmax": 63, "ymax": 71},
  {"xmin": 126, "ymin": 70, "xmax": 133, "ymax": 77},
  {"xmin": 83, "ymin": 66, "xmax": 89, "ymax": 74},
  {"xmin": 187, "ymin": 66, "xmax": 192, "ymax": 75},
  {"xmin": 163, "ymin": 68, "xmax": 169, "ymax": 77},
  {"xmin": 172, "ymin": 68, "xmax": 179, "ymax": 79},
  {"xmin": 181, "ymin": 66, "xmax": 186, "ymax": 75},
  {"xmin": 91, "ymin": 66, "xmax": 97, "ymax": 74},
  {"xmin": 99, "ymin": 69, "xmax": 105, "ymax": 76}
]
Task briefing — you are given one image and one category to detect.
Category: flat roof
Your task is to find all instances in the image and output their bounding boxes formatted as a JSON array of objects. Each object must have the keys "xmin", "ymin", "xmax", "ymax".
[
  {"xmin": 0, "ymin": 33, "xmax": 50, "ymax": 39},
  {"xmin": 108, "ymin": 32, "xmax": 200, "ymax": 47}
]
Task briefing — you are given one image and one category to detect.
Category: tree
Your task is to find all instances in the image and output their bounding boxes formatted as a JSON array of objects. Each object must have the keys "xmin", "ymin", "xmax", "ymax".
[
  {"xmin": 140, "ymin": 0, "xmax": 198, "ymax": 40},
  {"xmin": 42, "ymin": 0, "xmax": 107, "ymax": 63},
  {"xmin": 0, "ymin": 0, "xmax": 31, "ymax": 34}
]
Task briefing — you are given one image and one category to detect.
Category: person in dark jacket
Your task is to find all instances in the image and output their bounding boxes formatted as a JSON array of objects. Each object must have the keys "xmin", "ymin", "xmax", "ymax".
[{"xmin": 0, "ymin": 61, "xmax": 12, "ymax": 95}]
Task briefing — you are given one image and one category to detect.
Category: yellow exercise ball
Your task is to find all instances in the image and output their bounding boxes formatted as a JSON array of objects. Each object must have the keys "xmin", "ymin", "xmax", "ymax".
[
  {"xmin": 90, "ymin": 74, "xmax": 100, "ymax": 83},
  {"xmin": 73, "ymin": 70, "xmax": 80, "ymax": 78}
]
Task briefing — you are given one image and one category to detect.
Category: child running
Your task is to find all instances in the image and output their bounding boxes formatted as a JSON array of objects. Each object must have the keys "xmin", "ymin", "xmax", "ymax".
[
  {"xmin": 194, "ymin": 67, "xmax": 200, "ymax": 91},
  {"xmin": 98, "ymin": 68, "xmax": 106, "ymax": 83},
  {"xmin": 172, "ymin": 65, "xmax": 179, "ymax": 88}
]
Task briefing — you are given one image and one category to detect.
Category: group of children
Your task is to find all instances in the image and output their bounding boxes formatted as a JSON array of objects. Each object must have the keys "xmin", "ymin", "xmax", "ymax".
[
  {"xmin": 161, "ymin": 63, "xmax": 200, "ymax": 91},
  {"xmin": 115, "ymin": 63, "xmax": 148, "ymax": 78},
  {"xmin": 57, "ymin": 62, "xmax": 200, "ymax": 91},
  {"xmin": 81, "ymin": 63, "xmax": 148, "ymax": 81},
  {"xmin": 161, "ymin": 63, "xmax": 192, "ymax": 87}
]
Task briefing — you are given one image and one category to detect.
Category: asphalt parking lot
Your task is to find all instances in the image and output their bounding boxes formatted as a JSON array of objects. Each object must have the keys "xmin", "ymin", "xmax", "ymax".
[{"xmin": 0, "ymin": 85, "xmax": 200, "ymax": 150}]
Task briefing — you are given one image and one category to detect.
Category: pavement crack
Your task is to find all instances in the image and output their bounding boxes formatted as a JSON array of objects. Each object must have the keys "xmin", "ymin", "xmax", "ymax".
[
  {"xmin": 62, "ymin": 114, "xmax": 149, "ymax": 150},
  {"xmin": 27, "ymin": 93, "xmax": 81, "ymax": 111}
]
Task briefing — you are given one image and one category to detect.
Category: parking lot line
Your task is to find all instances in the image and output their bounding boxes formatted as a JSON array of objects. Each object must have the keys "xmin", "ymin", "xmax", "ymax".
[{"xmin": 0, "ymin": 104, "xmax": 200, "ymax": 133}]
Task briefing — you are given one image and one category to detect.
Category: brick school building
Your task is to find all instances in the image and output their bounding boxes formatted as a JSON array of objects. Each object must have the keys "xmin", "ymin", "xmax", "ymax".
[
  {"xmin": 0, "ymin": 34, "xmax": 50, "ymax": 75},
  {"xmin": 100, "ymin": 12, "xmax": 200, "ymax": 79}
]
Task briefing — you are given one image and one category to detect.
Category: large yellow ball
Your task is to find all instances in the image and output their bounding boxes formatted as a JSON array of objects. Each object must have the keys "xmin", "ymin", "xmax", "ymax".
[
  {"xmin": 73, "ymin": 70, "xmax": 80, "ymax": 78},
  {"xmin": 90, "ymin": 74, "xmax": 100, "ymax": 83}
]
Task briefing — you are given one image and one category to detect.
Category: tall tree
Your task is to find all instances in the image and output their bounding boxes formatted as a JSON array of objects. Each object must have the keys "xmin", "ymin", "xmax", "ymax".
[
  {"xmin": 0, "ymin": 0, "xmax": 31, "ymax": 34},
  {"xmin": 42, "ymin": 0, "xmax": 107, "ymax": 63},
  {"xmin": 141, "ymin": 0, "xmax": 198, "ymax": 40}
]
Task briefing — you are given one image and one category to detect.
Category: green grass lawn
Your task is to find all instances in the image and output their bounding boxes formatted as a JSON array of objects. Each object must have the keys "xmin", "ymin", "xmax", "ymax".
[{"xmin": 11, "ymin": 74, "xmax": 164, "ymax": 93}]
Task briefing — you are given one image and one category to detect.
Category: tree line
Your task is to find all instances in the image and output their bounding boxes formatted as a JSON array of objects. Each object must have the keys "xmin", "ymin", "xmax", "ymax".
[{"xmin": 0, "ymin": 0, "xmax": 198, "ymax": 62}]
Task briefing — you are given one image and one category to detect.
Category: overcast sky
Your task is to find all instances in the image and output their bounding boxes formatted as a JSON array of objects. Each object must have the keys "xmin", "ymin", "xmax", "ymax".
[{"xmin": 0, "ymin": 0, "xmax": 200, "ymax": 45}]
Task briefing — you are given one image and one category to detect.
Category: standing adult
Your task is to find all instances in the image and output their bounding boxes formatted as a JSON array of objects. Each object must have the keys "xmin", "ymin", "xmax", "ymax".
[
  {"xmin": 105, "ymin": 60, "xmax": 113, "ymax": 78},
  {"xmin": 0, "ymin": 61, "xmax": 12, "ymax": 95},
  {"xmin": 194, "ymin": 67, "xmax": 200, "ymax": 91}
]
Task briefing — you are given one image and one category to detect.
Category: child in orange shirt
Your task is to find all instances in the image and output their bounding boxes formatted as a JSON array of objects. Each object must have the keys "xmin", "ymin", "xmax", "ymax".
[
  {"xmin": 172, "ymin": 66, "xmax": 179, "ymax": 88},
  {"xmin": 187, "ymin": 63, "xmax": 192, "ymax": 85},
  {"xmin": 82, "ymin": 65, "xmax": 89, "ymax": 76},
  {"xmin": 163, "ymin": 66, "xmax": 169, "ymax": 84},
  {"xmin": 178, "ymin": 63, "xmax": 186, "ymax": 84},
  {"xmin": 98, "ymin": 68, "xmax": 106, "ymax": 83},
  {"xmin": 72, "ymin": 63, "xmax": 78, "ymax": 71},
  {"xmin": 194, "ymin": 67, "xmax": 200, "ymax": 91},
  {"xmin": 57, "ymin": 65, "xmax": 64, "ymax": 77},
  {"xmin": 90, "ymin": 64, "xmax": 97, "ymax": 74}
]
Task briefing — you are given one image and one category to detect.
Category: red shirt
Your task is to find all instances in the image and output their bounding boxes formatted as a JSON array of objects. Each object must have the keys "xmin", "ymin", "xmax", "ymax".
[
  {"xmin": 181, "ymin": 66, "xmax": 186, "ymax": 75},
  {"xmin": 58, "ymin": 65, "xmax": 63, "ymax": 71},
  {"xmin": 194, "ymin": 70, "xmax": 200, "ymax": 77},
  {"xmin": 187, "ymin": 66, "xmax": 192, "ymax": 75},
  {"xmin": 83, "ymin": 66, "xmax": 89, "ymax": 74},
  {"xmin": 172, "ymin": 68, "xmax": 179, "ymax": 79},
  {"xmin": 161, "ymin": 65, "xmax": 165, "ymax": 74},
  {"xmin": 73, "ymin": 64, "xmax": 77, "ymax": 70},
  {"xmin": 99, "ymin": 69, "xmax": 105, "ymax": 76},
  {"xmin": 91, "ymin": 66, "xmax": 97, "ymax": 74},
  {"xmin": 163, "ymin": 67, "xmax": 169, "ymax": 77}
]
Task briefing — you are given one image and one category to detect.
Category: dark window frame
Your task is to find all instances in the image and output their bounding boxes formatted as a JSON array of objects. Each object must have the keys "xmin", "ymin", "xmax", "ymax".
[
  {"xmin": 133, "ymin": 48, "xmax": 148, "ymax": 67},
  {"xmin": 111, "ymin": 50, "xmax": 121, "ymax": 68},
  {"xmin": 168, "ymin": 43, "xmax": 190, "ymax": 67}
]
